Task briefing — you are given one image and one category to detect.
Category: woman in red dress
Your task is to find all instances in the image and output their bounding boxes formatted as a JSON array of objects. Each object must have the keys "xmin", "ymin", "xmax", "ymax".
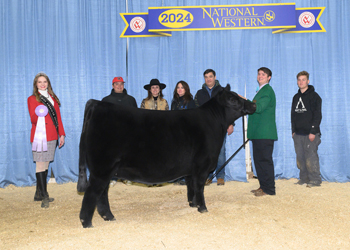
[{"xmin": 27, "ymin": 72, "xmax": 65, "ymax": 208}]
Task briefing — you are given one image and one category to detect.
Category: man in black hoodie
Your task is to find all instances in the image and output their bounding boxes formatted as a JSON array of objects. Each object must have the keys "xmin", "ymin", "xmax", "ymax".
[
  {"xmin": 102, "ymin": 77, "xmax": 137, "ymax": 107},
  {"xmin": 291, "ymin": 71, "xmax": 322, "ymax": 187},
  {"xmin": 102, "ymin": 76, "xmax": 137, "ymax": 186}
]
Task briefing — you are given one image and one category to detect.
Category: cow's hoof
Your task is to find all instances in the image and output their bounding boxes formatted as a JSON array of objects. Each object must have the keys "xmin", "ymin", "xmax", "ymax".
[
  {"xmin": 103, "ymin": 216, "xmax": 116, "ymax": 221},
  {"xmin": 189, "ymin": 201, "xmax": 197, "ymax": 208},
  {"xmin": 81, "ymin": 219, "xmax": 93, "ymax": 228},
  {"xmin": 198, "ymin": 207, "xmax": 208, "ymax": 213}
]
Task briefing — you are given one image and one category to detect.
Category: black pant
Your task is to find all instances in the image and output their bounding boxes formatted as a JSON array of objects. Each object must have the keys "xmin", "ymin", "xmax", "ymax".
[{"xmin": 252, "ymin": 139, "xmax": 275, "ymax": 195}]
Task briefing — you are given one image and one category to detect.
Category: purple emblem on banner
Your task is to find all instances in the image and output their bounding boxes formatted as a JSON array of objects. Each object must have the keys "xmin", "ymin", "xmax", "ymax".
[{"xmin": 32, "ymin": 105, "xmax": 48, "ymax": 152}]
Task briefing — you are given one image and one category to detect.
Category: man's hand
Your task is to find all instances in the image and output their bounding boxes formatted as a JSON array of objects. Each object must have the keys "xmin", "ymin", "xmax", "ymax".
[
  {"xmin": 309, "ymin": 133, "xmax": 315, "ymax": 142},
  {"xmin": 238, "ymin": 94, "xmax": 247, "ymax": 100},
  {"xmin": 227, "ymin": 125, "xmax": 234, "ymax": 135}
]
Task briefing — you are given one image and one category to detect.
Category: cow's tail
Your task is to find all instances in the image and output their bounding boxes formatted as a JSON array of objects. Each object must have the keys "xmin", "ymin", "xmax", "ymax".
[
  {"xmin": 77, "ymin": 100, "xmax": 95, "ymax": 192},
  {"xmin": 77, "ymin": 141, "xmax": 89, "ymax": 192}
]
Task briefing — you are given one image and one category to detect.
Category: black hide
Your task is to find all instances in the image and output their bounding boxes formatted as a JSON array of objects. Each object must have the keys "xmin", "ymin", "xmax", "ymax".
[{"xmin": 77, "ymin": 84, "xmax": 256, "ymax": 228}]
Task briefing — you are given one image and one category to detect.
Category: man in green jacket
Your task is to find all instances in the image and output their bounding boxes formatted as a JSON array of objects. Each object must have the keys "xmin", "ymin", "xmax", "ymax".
[{"xmin": 247, "ymin": 67, "xmax": 278, "ymax": 196}]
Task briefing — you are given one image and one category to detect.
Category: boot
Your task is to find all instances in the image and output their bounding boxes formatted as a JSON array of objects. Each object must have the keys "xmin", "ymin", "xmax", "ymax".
[
  {"xmin": 37, "ymin": 171, "xmax": 49, "ymax": 208},
  {"xmin": 34, "ymin": 172, "xmax": 54, "ymax": 202},
  {"xmin": 34, "ymin": 176, "xmax": 42, "ymax": 201},
  {"xmin": 45, "ymin": 170, "xmax": 54, "ymax": 202}
]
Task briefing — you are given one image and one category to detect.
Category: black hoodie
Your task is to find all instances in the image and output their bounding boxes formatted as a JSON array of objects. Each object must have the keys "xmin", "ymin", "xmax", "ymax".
[
  {"xmin": 291, "ymin": 85, "xmax": 322, "ymax": 135},
  {"xmin": 102, "ymin": 89, "xmax": 137, "ymax": 107}
]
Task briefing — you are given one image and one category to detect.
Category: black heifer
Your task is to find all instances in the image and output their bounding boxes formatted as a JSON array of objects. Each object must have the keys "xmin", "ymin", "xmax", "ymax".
[{"xmin": 77, "ymin": 85, "xmax": 256, "ymax": 228}]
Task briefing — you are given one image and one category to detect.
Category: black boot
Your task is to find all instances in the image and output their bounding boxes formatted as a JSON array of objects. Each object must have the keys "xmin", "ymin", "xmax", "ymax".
[
  {"xmin": 44, "ymin": 170, "xmax": 54, "ymax": 202},
  {"xmin": 37, "ymin": 171, "xmax": 49, "ymax": 208},
  {"xmin": 34, "ymin": 173, "xmax": 42, "ymax": 201},
  {"xmin": 34, "ymin": 172, "xmax": 54, "ymax": 202}
]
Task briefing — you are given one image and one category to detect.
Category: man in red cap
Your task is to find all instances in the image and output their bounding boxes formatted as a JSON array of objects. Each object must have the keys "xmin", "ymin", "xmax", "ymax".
[
  {"xmin": 102, "ymin": 77, "xmax": 137, "ymax": 107},
  {"xmin": 102, "ymin": 77, "xmax": 138, "ymax": 186}
]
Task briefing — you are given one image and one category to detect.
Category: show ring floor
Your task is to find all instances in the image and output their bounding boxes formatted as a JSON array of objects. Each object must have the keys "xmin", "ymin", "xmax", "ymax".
[{"xmin": 1, "ymin": 179, "xmax": 349, "ymax": 250}]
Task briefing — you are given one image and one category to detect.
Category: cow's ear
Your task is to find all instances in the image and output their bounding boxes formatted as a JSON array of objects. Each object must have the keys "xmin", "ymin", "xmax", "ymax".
[{"xmin": 224, "ymin": 84, "xmax": 231, "ymax": 91}]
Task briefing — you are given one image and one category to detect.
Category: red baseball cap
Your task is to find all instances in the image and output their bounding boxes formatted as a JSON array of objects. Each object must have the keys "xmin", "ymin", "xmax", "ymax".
[{"xmin": 112, "ymin": 77, "xmax": 125, "ymax": 83}]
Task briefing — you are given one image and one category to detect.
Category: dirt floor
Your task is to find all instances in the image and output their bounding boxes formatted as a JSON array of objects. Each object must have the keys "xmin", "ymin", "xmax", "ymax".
[{"xmin": 1, "ymin": 178, "xmax": 350, "ymax": 250}]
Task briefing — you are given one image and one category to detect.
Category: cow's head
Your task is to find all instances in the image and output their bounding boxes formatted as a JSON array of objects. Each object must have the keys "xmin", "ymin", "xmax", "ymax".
[{"xmin": 216, "ymin": 84, "xmax": 256, "ymax": 126}]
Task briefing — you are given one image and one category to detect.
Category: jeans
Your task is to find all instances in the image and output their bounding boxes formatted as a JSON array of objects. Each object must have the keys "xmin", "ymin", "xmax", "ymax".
[{"xmin": 293, "ymin": 133, "xmax": 322, "ymax": 184}]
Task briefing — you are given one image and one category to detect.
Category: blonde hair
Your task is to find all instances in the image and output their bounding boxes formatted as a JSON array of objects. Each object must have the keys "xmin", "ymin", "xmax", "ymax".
[
  {"xmin": 32, "ymin": 72, "xmax": 61, "ymax": 106},
  {"xmin": 296, "ymin": 71, "xmax": 309, "ymax": 80}
]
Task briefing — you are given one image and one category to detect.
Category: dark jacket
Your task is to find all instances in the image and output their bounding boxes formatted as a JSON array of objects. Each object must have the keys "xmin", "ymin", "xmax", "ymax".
[
  {"xmin": 291, "ymin": 85, "xmax": 322, "ymax": 135},
  {"xmin": 194, "ymin": 80, "xmax": 235, "ymax": 126},
  {"xmin": 194, "ymin": 80, "xmax": 223, "ymax": 107},
  {"xmin": 102, "ymin": 89, "xmax": 137, "ymax": 107},
  {"xmin": 171, "ymin": 96, "xmax": 195, "ymax": 110}
]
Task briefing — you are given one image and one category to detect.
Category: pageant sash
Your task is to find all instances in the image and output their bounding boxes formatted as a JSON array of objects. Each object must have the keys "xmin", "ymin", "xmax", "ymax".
[
  {"xmin": 32, "ymin": 105, "xmax": 48, "ymax": 152},
  {"xmin": 40, "ymin": 95, "xmax": 59, "ymax": 137}
]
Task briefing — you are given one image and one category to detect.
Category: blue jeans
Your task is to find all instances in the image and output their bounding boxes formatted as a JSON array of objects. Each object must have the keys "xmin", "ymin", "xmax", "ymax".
[{"xmin": 209, "ymin": 135, "xmax": 226, "ymax": 180}]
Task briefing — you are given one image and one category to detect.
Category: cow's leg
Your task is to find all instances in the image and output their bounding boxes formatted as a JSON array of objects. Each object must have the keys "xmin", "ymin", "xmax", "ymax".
[
  {"xmin": 195, "ymin": 184, "xmax": 207, "ymax": 213},
  {"xmin": 79, "ymin": 175, "xmax": 107, "ymax": 228},
  {"xmin": 192, "ymin": 174, "xmax": 208, "ymax": 213},
  {"xmin": 185, "ymin": 176, "xmax": 196, "ymax": 207},
  {"xmin": 97, "ymin": 183, "xmax": 115, "ymax": 221}
]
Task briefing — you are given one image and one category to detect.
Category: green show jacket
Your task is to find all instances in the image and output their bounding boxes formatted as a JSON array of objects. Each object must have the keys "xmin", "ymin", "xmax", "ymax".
[{"xmin": 247, "ymin": 84, "xmax": 278, "ymax": 140}]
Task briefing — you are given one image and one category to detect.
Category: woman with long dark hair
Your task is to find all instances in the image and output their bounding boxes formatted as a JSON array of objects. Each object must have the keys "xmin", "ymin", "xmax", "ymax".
[
  {"xmin": 171, "ymin": 80, "xmax": 195, "ymax": 185},
  {"xmin": 171, "ymin": 80, "xmax": 195, "ymax": 110}
]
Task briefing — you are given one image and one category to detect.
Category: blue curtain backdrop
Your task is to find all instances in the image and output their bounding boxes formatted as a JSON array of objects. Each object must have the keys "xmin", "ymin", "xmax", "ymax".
[{"xmin": 0, "ymin": 0, "xmax": 349, "ymax": 187}]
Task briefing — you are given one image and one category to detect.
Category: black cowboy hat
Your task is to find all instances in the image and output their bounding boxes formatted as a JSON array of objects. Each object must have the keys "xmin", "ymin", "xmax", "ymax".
[{"xmin": 143, "ymin": 79, "xmax": 166, "ymax": 90}]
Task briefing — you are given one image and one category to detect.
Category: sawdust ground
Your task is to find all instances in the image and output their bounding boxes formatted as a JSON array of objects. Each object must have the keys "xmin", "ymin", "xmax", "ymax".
[{"xmin": 1, "ymin": 179, "xmax": 349, "ymax": 250}]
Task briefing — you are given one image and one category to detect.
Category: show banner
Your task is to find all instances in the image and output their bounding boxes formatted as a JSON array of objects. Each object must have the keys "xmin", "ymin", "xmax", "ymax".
[
  {"xmin": 120, "ymin": 13, "xmax": 171, "ymax": 38},
  {"xmin": 120, "ymin": 3, "xmax": 325, "ymax": 38},
  {"xmin": 273, "ymin": 7, "xmax": 325, "ymax": 33}
]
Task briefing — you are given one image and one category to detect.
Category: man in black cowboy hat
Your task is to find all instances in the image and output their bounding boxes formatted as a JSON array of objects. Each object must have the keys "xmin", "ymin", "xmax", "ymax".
[
  {"xmin": 102, "ymin": 77, "xmax": 137, "ymax": 107},
  {"xmin": 140, "ymin": 79, "xmax": 169, "ymax": 110}
]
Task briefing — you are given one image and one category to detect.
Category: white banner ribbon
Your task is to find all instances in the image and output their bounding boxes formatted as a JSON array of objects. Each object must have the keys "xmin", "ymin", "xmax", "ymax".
[{"xmin": 32, "ymin": 105, "xmax": 48, "ymax": 152}]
